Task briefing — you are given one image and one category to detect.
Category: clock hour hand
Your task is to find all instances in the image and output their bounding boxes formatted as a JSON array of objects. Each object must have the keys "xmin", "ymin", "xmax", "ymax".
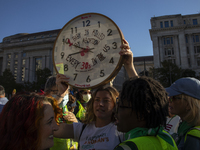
[
  {"xmin": 68, "ymin": 48, "xmax": 94, "ymax": 56},
  {"xmin": 65, "ymin": 39, "xmax": 91, "ymax": 50}
]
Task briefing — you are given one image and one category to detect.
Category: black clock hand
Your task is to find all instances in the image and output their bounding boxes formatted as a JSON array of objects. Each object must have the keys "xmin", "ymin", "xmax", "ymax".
[
  {"xmin": 65, "ymin": 39, "xmax": 92, "ymax": 50},
  {"xmin": 68, "ymin": 48, "xmax": 94, "ymax": 56}
]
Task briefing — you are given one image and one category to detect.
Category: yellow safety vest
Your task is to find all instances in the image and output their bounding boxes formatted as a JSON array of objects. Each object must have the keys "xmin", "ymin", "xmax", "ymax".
[
  {"xmin": 184, "ymin": 126, "xmax": 200, "ymax": 142},
  {"xmin": 50, "ymin": 105, "xmax": 78, "ymax": 150},
  {"xmin": 76, "ymin": 100, "xmax": 86, "ymax": 121},
  {"xmin": 116, "ymin": 131, "xmax": 178, "ymax": 150}
]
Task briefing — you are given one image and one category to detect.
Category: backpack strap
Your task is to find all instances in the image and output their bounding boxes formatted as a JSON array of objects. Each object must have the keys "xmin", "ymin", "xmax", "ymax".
[{"xmin": 78, "ymin": 124, "xmax": 87, "ymax": 150}]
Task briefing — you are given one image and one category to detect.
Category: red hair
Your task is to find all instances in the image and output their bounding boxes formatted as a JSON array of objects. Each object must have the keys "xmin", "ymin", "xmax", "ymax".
[{"xmin": 0, "ymin": 92, "xmax": 62, "ymax": 150}]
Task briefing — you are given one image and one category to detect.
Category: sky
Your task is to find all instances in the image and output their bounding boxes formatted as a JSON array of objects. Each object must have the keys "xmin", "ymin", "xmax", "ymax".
[{"xmin": 0, "ymin": 0, "xmax": 200, "ymax": 57}]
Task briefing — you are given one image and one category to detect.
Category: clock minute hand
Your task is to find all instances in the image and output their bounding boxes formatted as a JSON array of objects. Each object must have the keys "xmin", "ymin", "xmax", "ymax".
[
  {"xmin": 65, "ymin": 39, "xmax": 93, "ymax": 50},
  {"xmin": 68, "ymin": 48, "xmax": 94, "ymax": 56}
]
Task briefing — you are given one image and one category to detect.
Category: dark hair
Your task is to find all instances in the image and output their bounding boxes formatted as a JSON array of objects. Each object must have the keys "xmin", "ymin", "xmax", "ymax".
[
  {"xmin": 0, "ymin": 85, "xmax": 5, "ymax": 95},
  {"xmin": 120, "ymin": 76, "xmax": 168, "ymax": 128}
]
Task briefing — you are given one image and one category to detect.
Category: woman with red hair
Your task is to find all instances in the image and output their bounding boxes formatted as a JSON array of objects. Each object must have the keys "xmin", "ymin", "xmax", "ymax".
[{"xmin": 0, "ymin": 92, "xmax": 62, "ymax": 150}]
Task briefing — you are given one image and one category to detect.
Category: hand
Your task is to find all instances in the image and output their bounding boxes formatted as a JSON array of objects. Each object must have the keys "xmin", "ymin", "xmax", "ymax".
[
  {"xmin": 119, "ymin": 39, "xmax": 138, "ymax": 78},
  {"xmin": 56, "ymin": 74, "xmax": 70, "ymax": 98},
  {"xmin": 119, "ymin": 39, "xmax": 133, "ymax": 67},
  {"xmin": 63, "ymin": 111, "xmax": 78, "ymax": 123}
]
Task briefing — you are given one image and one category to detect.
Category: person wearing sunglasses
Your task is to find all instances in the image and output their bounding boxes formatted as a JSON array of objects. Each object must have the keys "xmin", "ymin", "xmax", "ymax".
[
  {"xmin": 114, "ymin": 76, "xmax": 178, "ymax": 150},
  {"xmin": 166, "ymin": 77, "xmax": 200, "ymax": 150}
]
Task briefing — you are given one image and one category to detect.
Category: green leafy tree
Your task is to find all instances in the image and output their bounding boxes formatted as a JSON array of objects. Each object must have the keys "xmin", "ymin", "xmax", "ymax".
[
  {"xmin": 35, "ymin": 68, "xmax": 52, "ymax": 91},
  {"xmin": 0, "ymin": 69, "xmax": 16, "ymax": 96},
  {"xmin": 150, "ymin": 60, "xmax": 198, "ymax": 87}
]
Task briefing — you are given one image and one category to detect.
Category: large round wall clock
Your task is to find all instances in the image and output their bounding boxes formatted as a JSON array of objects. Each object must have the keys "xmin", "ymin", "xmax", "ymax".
[{"xmin": 53, "ymin": 12, "xmax": 124, "ymax": 89}]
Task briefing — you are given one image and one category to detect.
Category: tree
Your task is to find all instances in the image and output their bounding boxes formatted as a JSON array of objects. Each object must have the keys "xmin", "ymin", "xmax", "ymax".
[
  {"xmin": 0, "ymin": 69, "xmax": 17, "ymax": 96},
  {"xmin": 35, "ymin": 68, "xmax": 52, "ymax": 91},
  {"xmin": 149, "ymin": 61, "xmax": 198, "ymax": 87}
]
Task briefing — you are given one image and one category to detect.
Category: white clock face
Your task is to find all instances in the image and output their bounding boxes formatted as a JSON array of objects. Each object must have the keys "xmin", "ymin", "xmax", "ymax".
[{"xmin": 53, "ymin": 13, "xmax": 123, "ymax": 89}]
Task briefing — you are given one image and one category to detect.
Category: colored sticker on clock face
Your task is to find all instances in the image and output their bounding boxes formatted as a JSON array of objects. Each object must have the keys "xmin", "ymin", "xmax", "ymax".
[{"xmin": 53, "ymin": 13, "xmax": 123, "ymax": 88}]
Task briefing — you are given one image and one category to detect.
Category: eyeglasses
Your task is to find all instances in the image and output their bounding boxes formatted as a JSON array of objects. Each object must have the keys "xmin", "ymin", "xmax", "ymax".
[{"xmin": 115, "ymin": 98, "xmax": 132, "ymax": 113}]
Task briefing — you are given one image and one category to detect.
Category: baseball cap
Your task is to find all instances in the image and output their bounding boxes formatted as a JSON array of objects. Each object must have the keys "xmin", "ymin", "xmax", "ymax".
[{"xmin": 165, "ymin": 77, "xmax": 200, "ymax": 100}]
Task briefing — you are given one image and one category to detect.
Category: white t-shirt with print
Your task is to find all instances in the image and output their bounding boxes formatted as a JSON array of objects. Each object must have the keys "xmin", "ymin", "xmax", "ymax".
[
  {"xmin": 73, "ymin": 122, "xmax": 125, "ymax": 150},
  {"xmin": 165, "ymin": 115, "xmax": 181, "ymax": 135}
]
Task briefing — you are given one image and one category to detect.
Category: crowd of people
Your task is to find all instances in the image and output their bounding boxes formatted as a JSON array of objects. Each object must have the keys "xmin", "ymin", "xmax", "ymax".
[{"xmin": 0, "ymin": 39, "xmax": 200, "ymax": 150}]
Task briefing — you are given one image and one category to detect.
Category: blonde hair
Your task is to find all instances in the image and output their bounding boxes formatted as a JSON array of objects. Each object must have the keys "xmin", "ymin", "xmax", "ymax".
[
  {"xmin": 82, "ymin": 86, "xmax": 119, "ymax": 124},
  {"xmin": 181, "ymin": 94, "xmax": 200, "ymax": 126}
]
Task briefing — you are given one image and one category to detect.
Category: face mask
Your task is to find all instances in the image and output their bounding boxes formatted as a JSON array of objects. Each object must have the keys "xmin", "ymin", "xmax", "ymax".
[{"xmin": 82, "ymin": 94, "xmax": 91, "ymax": 103}]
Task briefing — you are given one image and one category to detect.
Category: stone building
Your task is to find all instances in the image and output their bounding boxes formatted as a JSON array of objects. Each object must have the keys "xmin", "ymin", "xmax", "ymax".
[
  {"xmin": 149, "ymin": 13, "xmax": 200, "ymax": 76},
  {"xmin": 0, "ymin": 28, "xmax": 154, "ymax": 91}
]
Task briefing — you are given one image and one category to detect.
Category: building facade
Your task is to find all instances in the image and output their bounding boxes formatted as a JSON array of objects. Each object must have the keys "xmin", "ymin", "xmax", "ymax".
[{"xmin": 149, "ymin": 13, "xmax": 200, "ymax": 76}]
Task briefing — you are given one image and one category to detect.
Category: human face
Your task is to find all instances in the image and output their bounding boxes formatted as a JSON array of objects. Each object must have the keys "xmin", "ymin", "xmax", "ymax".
[
  {"xmin": 168, "ymin": 95, "xmax": 188, "ymax": 119},
  {"xmin": 39, "ymin": 102, "xmax": 59, "ymax": 150},
  {"xmin": 93, "ymin": 90, "xmax": 115, "ymax": 121},
  {"xmin": 115, "ymin": 98, "xmax": 146, "ymax": 132},
  {"xmin": 49, "ymin": 86, "xmax": 58, "ymax": 97}
]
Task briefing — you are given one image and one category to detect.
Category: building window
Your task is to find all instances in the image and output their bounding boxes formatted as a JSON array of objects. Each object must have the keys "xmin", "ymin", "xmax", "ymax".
[
  {"xmin": 7, "ymin": 54, "xmax": 11, "ymax": 59},
  {"xmin": 14, "ymin": 67, "xmax": 17, "ymax": 80},
  {"xmin": 197, "ymin": 59, "xmax": 200, "ymax": 66},
  {"xmin": 164, "ymin": 48, "xmax": 174, "ymax": 56},
  {"xmin": 35, "ymin": 57, "xmax": 42, "ymax": 71},
  {"xmin": 22, "ymin": 53, "xmax": 26, "ymax": 57},
  {"xmin": 170, "ymin": 20, "xmax": 173, "ymax": 27},
  {"xmin": 14, "ymin": 60, "xmax": 18, "ymax": 65},
  {"xmin": 160, "ymin": 22, "xmax": 163, "ymax": 28},
  {"xmin": 163, "ymin": 37, "xmax": 173, "ymax": 45},
  {"xmin": 193, "ymin": 35, "xmax": 200, "ymax": 43},
  {"xmin": 14, "ymin": 53, "xmax": 18, "ymax": 59},
  {"xmin": 184, "ymin": 20, "xmax": 186, "ymax": 24},
  {"xmin": 21, "ymin": 67, "xmax": 25, "ymax": 81},
  {"xmin": 164, "ymin": 21, "xmax": 169, "ymax": 28},
  {"xmin": 196, "ymin": 35, "xmax": 199, "ymax": 42},
  {"xmin": 185, "ymin": 35, "xmax": 188, "ymax": 43},
  {"xmin": 193, "ymin": 19, "xmax": 198, "ymax": 25},
  {"xmin": 22, "ymin": 59, "xmax": 26, "ymax": 65},
  {"xmin": 188, "ymin": 58, "xmax": 191, "ymax": 67},
  {"xmin": 7, "ymin": 61, "xmax": 10, "ymax": 69},
  {"xmin": 194, "ymin": 46, "xmax": 200, "ymax": 53},
  {"xmin": 187, "ymin": 47, "xmax": 190, "ymax": 54}
]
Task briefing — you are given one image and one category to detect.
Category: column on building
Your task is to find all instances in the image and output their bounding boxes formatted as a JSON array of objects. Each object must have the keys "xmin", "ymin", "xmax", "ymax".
[
  {"xmin": 25, "ymin": 57, "xmax": 30, "ymax": 82},
  {"xmin": 152, "ymin": 36, "xmax": 160, "ymax": 68},
  {"xmin": 174, "ymin": 35, "xmax": 181, "ymax": 66},
  {"xmin": 42, "ymin": 55, "xmax": 46, "ymax": 69},
  {"xmin": 188, "ymin": 34, "xmax": 196, "ymax": 68},
  {"xmin": 17, "ymin": 51, "xmax": 22, "ymax": 82},
  {"xmin": 10, "ymin": 52, "xmax": 14, "ymax": 73},
  {"xmin": 158, "ymin": 36, "xmax": 164, "ymax": 63},
  {"xmin": 178, "ymin": 32, "xmax": 188, "ymax": 69},
  {"xmin": 29, "ymin": 57, "xmax": 34, "ymax": 82}
]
